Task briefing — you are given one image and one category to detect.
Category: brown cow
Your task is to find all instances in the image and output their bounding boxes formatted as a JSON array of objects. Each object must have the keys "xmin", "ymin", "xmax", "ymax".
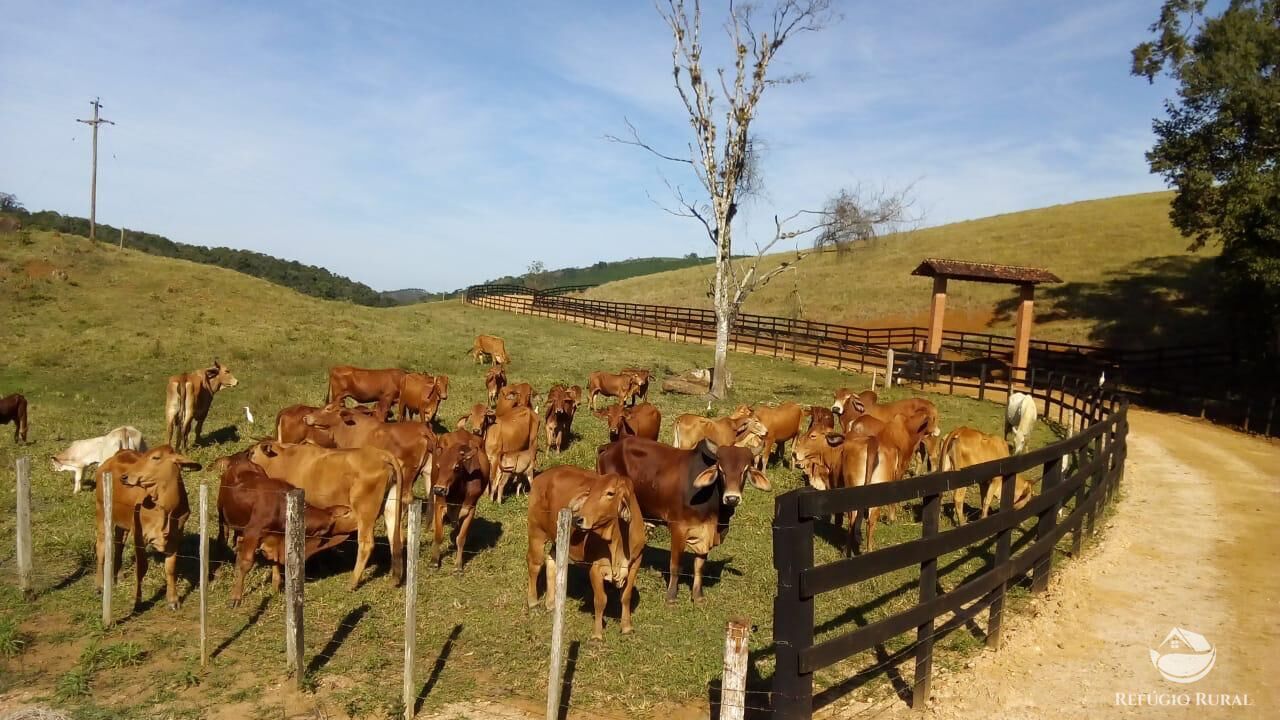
[
  {"xmin": 593, "ymin": 402, "xmax": 662, "ymax": 442},
  {"xmin": 165, "ymin": 361, "xmax": 238, "ymax": 450},
  {"xmin": 792, "ymin": 428, "xmax": 897, "ymax": 555},
  {"xmin": 399, "ymin": 373, "xmax": 449, "ymax": 424},
  {"xmin": 428, "ymin": 431, "xmax": 491, "ymax": 570},
  {"xmin": 456, "ymin": 402, "xmax": 492, "ymax": 435},
  {"xmin": 247, "ymin": 440, "xmax": 403, "ymax": 589},
  {"xmin": 470, "ymin": 334, "xmax": 510, "ymax": 365},
  {"xmin": 544, "ymin": 384, "xmax": 582, "ymax": 453},
  {"xmin": 484, "ymin": 406, "xmax": 539, "ymax": 503},
  {"xmin": 484, "ymin": 365, "xmax": 507, "ymax": 405},
  {"xmin": 301, "ymin": 405, "xmax": 435, "ymax": 516},
  {"xmin": 0, "ymin": 393, "xmax": 28, "ymax": 442},
  {"xmin": 215, "ymin": 451, "xmax": 352, "ymax": 607},
  {"xmin": 276, "ymin": 403, "xmax": 375, "ymax": 444},
  {"xmin": 833, "ymin": 389, "xmax": 939, "ymax": 471},
  {"xmin": 671, "ymin": 408, "xmax": 768, "ymax": 461},
  {"xmin": 806, "ymin": 405, "xmax": 836, "ymax": 433},
  {"xmin": 586, "ymin": 371, "xmax": 638, "ymax": 410},
  {"xmin": 940, "ymin": 427, "xmax": 1034, "ymax": 525},
  {"xmin": 327, "ymin": 366, "xmax": 407, "ymax": 420},
  {"xmin": 597, "ymin": 437, "xmax": 769, "ymax": 602},
  {"xmin": 496, "ymin": 382, "xmax": 537, "ymax": 416},
  {"xmin": 619, "ymin": 368, "xmax": 652, "ymax": 404},
  {"xmin": 95, "ymin": 446, "xmax": 200, "ymax": 609},
  {"xmin": 751, "ymin": 402, "xmax": 805, "ymax": 469},
  {"xmin": 526, "ymin": 466, "xmax": 645, "ymax": 638}
]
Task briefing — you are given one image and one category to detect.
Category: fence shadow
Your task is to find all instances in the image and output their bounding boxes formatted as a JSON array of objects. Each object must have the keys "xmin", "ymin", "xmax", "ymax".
[
  {"xmin": 212, "ymin": 596, "xmax": 271, "ymax": 659},
  {"xmin": 306, "ymin": 603, "xmax": 370, "ymax": 674},
  {"xmin": 555, "ymin": 641, "xmax": 581, "ymax": 720},
  {"xmin": 416, "ymin": 623, "xmax": 463, "ymax": 713}
]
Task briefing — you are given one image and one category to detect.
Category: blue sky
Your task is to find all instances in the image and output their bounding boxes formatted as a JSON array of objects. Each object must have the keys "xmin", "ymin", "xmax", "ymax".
[{"xmin": 0, "ymin": 1, "xmax": 1175, "ymax": 292}]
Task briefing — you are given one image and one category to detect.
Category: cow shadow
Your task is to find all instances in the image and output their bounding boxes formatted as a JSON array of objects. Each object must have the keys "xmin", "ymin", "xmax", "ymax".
[
  {"xmin": 198, "ymin": 425, "xmax": 241, "ymax": 447},
  {"xmin": 638, "ymin": 544, "xmax": 740, "ymax": 595},
  {"xmin": 429, "ymin": 517, "xmax": 503, "ymax": 572}
]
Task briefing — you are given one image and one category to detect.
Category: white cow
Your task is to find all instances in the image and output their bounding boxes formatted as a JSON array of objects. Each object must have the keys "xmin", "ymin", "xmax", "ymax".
[
  {"xmin": 50, "ymin": 426, "xmax": 146, "ymax": 494},
  {"xmin": 1004, "ymin": 392, "xmax": 1037, "ymax": 455}
]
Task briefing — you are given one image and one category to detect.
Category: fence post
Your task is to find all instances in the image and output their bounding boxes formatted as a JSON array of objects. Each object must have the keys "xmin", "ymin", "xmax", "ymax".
[
  {"xmin": 1031, "ymin": 456, "xmax": 1064, "ymax": 593},
  {"xmin": 885, "ymin": 349, "xmax": 895, "ymax": 388},
  {"xmin": 403, "ymin": 499, "xmax": 423, "ymax": 720},
  {"xmin": 546, "ymin": 507, "xmax": 572, "ymax": 720},
  {"xmin": 978, "ymin": 363, "xmax": 987, "ymax": 401},
  {"xmin": 199, "ymin": 482, "xmax": 209, "ymax": 668},
  {"xmin": 771, "ymin": 490, "xmax": 815, "ymax": 719},
  {"xmin": 986, "ymin": 473, "xmax": 1016, "ymax": 649},
  {"xmin": 285, "ymin": 489, "xmax": 305, "ymax": 686},
  {"xmin": 912, "ymin": 490, "xmax": 941, "ymax": 708},
  {"xmin": 15, "ymin": 457, "xmax": 33, "ymax": 599},
  {"xmin": 720, "ymin": 617, "xmax": 751, "ymax": 720},
  {"xmin": 102, "ymin": 471, "xmax": 114, "ymax": 629},
  {"xmin": 948, "ymin": 362, "xmax": 956, "ymax": 395}
]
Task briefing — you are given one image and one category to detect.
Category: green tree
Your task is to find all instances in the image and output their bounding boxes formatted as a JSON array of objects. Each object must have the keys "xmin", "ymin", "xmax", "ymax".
[
  {"xmin": 1132, "ymin": 0, "xmax": 1280, "ymax": 357},
  {"xmin": 0, "ymin": 192, "xmax": 22, "ymax": 212}
]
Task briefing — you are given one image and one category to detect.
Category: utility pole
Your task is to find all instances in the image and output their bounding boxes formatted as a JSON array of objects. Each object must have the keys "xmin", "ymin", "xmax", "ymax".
[{"xmin": 76, "ymin": 98, "xmax": 114, "ymax": 242}]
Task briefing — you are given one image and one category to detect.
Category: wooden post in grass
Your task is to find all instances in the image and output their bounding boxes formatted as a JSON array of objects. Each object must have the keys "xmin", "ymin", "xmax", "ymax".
[
  {"xmin": 885, "ymin": 349, "xmax": 895, "ymax": 388},
  {"xmin": 545, "ymin": 508, "xmax": 571, "ymax": 720},
  {"xmin": 102, "ymin": 471, "xmax": 114, "ymax": 628},
  {"xmin": 15, "ymin": 457, "xmax": 33, "ymax": 598},
  {"xmin": 199, "ymin": 482, "xmax": 209, "ymax": 668},
  {"xmin": 403, "ymin": 499, "xmax": 423, "ymax": 720},
  {"xmin": 720, "ymin": 617, "xmax": 751, "ymax": 720},
  {"xmin": 284, "ymin": 489, "xmax": 305, "ymax": 685}
]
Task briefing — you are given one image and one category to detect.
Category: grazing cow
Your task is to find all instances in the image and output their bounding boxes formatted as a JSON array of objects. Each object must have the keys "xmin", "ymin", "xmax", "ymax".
[
  {"xmin": 0, "ymin": 393, "xmax": 28, "ymax": 442},
  {"xmin": 495, "ymin": 382, "xmax": 537, "ymax": 416},
  {"xmin": 428, "ymin": 431, "xmax": 491, "ymax": 570},
  {"xmin": 833, "ymin": 389, "xmax": 939, "ymax": 471},
  {"xmin": 1005, "ymin": 392, "xmax": 1037, "ymax": 455},
  {"xmin": 484, "ymin": 366, "xmax": 507, "ymax": 405},
  {"xmin": 51, "ymin": 426, "xmax": 146, "ymax": 494},
  {"xmin": 326, "ymin": 366, "xmax": 407, "ymax": 420},
  {"xmin": 597, "ymin": 437, "xmax": 769, "ymax": 602},
  {"xmin": 543, "ymin": 384, "xmax": 582, "ymax": 453},
  {"xmin": 619, "ymin": 368, "xmax": 652, "ymax": 404},
  {"xmin": 456, "ymin": 403, "xmax": 492, "ymax": 435},
  {"xmin": 593, "ymin": 402, "xmax": 662, "ymax": 442},
  {"xmin": 399, "ymin": 373, "xmax": 449, "ymax": 424},
  {"xmin": 214, "ymin": 451, "xmax": 352, "ymax": 607},
  {"xmin": 248, "ymin": 440, "xmax": 404, "ymax": 589},
  {"xmin": 792, "ymin": 428, "xmax": 897, "ymax": 555},
  {"xmin": 586, "ymin": 371, "xmax": 639, "ymax": 410},
  {"xmin": 751, "ymin": 402, "xmax": 805, "ymax": 469},
  {"xmin": 484, "ymin": 405, "xmax": 539, "ymax": 503},
  {"xmin": 526, "ymin": 466, "xmax": 645, "ymax": 638},
  {"xmin": 165, "ymin": 361, "xmax": 238, "ymax": 450},
  {"xmin": 95, "ymin": 446, "xmax": 200, "ymax": 609},
  {"xmin": 470, "ymin": 334, "xmax": 510, "ymax": 365},
  {"xmin": 301, "ymin": 405, "xmax": 435, "ymax": 513},
  {"xmin": 941, "ymin": 427, "xmax": 1034, "ymax": 525},
  {"xmin": 671, "ymin": 408, "xmax": 768, "ymax": 461}
]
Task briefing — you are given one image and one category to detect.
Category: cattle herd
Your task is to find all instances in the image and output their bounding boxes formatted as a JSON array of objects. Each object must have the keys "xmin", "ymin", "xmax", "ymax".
[{"xmin": 2, "ymin": 334, "xmax": 1045, "ymax": 641}]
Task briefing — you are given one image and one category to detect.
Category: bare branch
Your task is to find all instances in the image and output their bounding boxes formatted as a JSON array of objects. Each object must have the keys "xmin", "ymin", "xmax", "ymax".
[{"xmin": 605, "ymin": 118, "xmax": 693, "ymax": 165}]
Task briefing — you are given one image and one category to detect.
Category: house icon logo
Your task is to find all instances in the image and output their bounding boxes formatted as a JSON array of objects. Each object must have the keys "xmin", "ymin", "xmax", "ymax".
[{"xmin": 1150, "ymin": 628, "xmax": 1216, "ymax": 684}]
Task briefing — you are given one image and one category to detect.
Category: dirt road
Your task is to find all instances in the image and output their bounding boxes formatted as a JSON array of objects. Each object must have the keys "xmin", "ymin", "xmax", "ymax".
[{"xmin": 864, "ymin": 409, "xmax": 1279, "ymax": 720}]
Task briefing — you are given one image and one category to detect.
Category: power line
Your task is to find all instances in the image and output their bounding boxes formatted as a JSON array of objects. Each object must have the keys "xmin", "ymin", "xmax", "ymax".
[{"xmin": 76, "ymin": 97, "xmax": 115, "ymax": 242}]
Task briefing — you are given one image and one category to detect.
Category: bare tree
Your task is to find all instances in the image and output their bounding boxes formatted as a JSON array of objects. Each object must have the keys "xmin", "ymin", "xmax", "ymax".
[{"xmin": 611, "ymin": 0, "xmax": 912, "ymax": 397}]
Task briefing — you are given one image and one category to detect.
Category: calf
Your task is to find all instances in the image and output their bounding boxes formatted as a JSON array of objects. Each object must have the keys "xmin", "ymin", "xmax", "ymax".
[
  {"xmin": 619, "ymin": 368, "xmax": 652, "ymax": 404},
  {"xmin": 215, "ymin": 452, "xmax": 351, "ymax": 606},
  {"xmin": 326, "ymin": 366, "xmax": 406, "ymax": 420},
  {"xmin": 751, "ymin": 402, "xmax": 805, "ymax": 469},
  {"xmin": 1005, "ymin": 392, "xmax": 1037, "ymax": 455},
  {"xmin": 792, "ymin": 427, "xmax": 897, "ymax": 555},
  {"xmin": 470, "ymin": 334, "xmax": 510, "ymax": 365},
  {"xmin": 496, "ymin": 382, "xmax": 537, "ymax": 415},
  {"xmin": 484, "ymin": 365, "xmax": 507, "ymax": 405},
  {"xmin": 429, "ymin": 431, "xmax": 491, "ymax": 570},
  {"xmin": 456, "ymin": 403, "xmax": 492, "ymax": 435},
  {"xmin": 0, "ymin": 393, "xmax": 28, "ymax": 442},
  {"xmin": 484, "ymin": 406, "xmax": 539, "ymax": 503},
  {"xmin": 672, "ymin": 408, "xmax": 768, "ymax": 461},
  {"xmin": 302, "ymin": 405, "xmax": 435, "ymax": 513},
  {"xmin": 526, "ymin": 466, "xmax": 645, "ymax": 638},
  {"xmin": 165, "ymin": 360, "xmax": 238, "ymax": 450},
  {"xmin": 95, "ymin": 446, "xmax": 200, "ymax": 609},
  {"xmin": 51, "ymin": 426, "xmax": 146, "ymax": 493},
  {"xmin": 543, "ymin": 384, "xmax": 582, "ymax": 453},
  {"xmin": 940, "ymin": 426, "xmax": 1034, "ymax": 525},
  {"xmin": 597, "ymin": 437, "xmax": 769, "ymax": 602},
  {"xmin": 593, "ymin": 402, "xmax": 662, "ymax": 442},
  {"xmin": 586, "ymin": 371, "xmax": 638, "ymax": 410},
  {"xmin": 399, "ymin": 373, "xmax": 449, "ymax": 424}
]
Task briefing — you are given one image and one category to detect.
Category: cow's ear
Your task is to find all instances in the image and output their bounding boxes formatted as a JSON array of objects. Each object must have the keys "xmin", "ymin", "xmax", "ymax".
[
  {"xmin": 261, "ymin": 442, "xmax": 278, "ymax": 457},
  {"xmin": 329, "ymin": 505, "xmax": 353, "ymax": 520},
  {"xmin": 748, "ymin": 468, "xmax": 772, "ymax": 491},
  {"xmin": 825, "ymin": 433, "xmax": 846, "ymax": 447},
  {"xmin": 698, "ymin": 439, "xmax": 719, "ymax": 459},
  {"xmin": 693, "ymin": 467, "xmax": 719, "ymax": 488},
  {"xmin": 851, "ymin": 399, "xmax": 866, "ymax": 414},
  {"xmin": 205, "ymin": 367, "xmax": 220, "ymax": 380},
  {"xmin": 568, "ymin": 491, "xmax": 590, "ymax": 516},
  {"xmin": 618, "ymin": 493, "xmax": 632, "ymax": 523}
]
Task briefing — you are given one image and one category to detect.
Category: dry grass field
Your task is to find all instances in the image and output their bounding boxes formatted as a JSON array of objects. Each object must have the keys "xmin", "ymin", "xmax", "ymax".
[
  {"xmin": 0, "ymin": 229, "xmax": 1062, "ymax": 719},
  {"xmin": 585, "ymin": 192, "xmax": 1221, "ymax": 349}
]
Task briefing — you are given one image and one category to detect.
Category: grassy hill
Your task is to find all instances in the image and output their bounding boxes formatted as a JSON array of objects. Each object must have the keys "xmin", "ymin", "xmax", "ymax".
[
  {"xmin": 585, "ymin": 193, "xmax": 1221, "ymax": 349},
  {"xmin": 0, "ymin": 228, "xmax": 1056, "ymax": 718}
]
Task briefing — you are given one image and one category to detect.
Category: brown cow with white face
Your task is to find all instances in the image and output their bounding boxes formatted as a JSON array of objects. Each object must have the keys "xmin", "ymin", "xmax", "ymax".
[
  {"xmin": 470, "ymin": 335, "xmax": 510, "ymax": 365},
  {"xmin": 593, "ymin": 402, "xmax": 662, "ymax": 442},
  {"xmin": 543, "ymin": 384, "xmax": 582, "ymax": 453},
  {"xmin": 95, "ymin": 446, "xmax": 200, "ymax": 609},
  {"xmin": 527, "ymin": 466, "xmax": 645, "ymax": 638},
  {"xmin": 165, "ymin": 361, "xmax": 238, "ymax": 450}
]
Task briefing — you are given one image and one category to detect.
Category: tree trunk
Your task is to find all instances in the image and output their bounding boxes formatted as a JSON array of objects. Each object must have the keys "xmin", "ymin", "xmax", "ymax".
[{"xmin": 711, "ymin": 223, "xmax": 733, "ymax": 399}]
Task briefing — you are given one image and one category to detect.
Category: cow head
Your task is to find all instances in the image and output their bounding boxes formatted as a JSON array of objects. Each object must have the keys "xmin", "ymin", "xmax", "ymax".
[
  {"xmin": 792, "ymin": 428, "xmax": 840, "ymax": 490},
  {"xmin": 567, "ymin": 473, "xmax": 633, "ymax": 532},
  {"xmin": 485, "ymin": 366, "xmax": 507, "ymax": 391},
  {"xmin": 456, "ymin": 403, "xmax": 490, "ymax": 435},
  {"xmin": 806, "ymin": 405, "xmax": 836, "ymax": 433},
  {"xmin": 431, "ymin": 440, "xmax": 487, "ymax": 497},
  {"xmin": 432, "ymin": 374, "xmax": 450, "ymax": 401},
  {"xmin": 302, "ymin": 405, "xmax": 365, "ymax": 431},
  {"xmin": 305, "ymin": 504, "xmax": 352, "ymax": 536},
  {"xmin": 594, "ymin": 404, "xmax": 628, "ymax": 441},
  {"xmin": 205, "ymin": 360, "xmax": 238, "ymax": 391},
  {"xmin": 692, "ymin": 442, "xmax": 770, "ymax": 507},
  {"xmin": 118, "ymin": 445, "xmax": 200, "ymax": 518}
]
